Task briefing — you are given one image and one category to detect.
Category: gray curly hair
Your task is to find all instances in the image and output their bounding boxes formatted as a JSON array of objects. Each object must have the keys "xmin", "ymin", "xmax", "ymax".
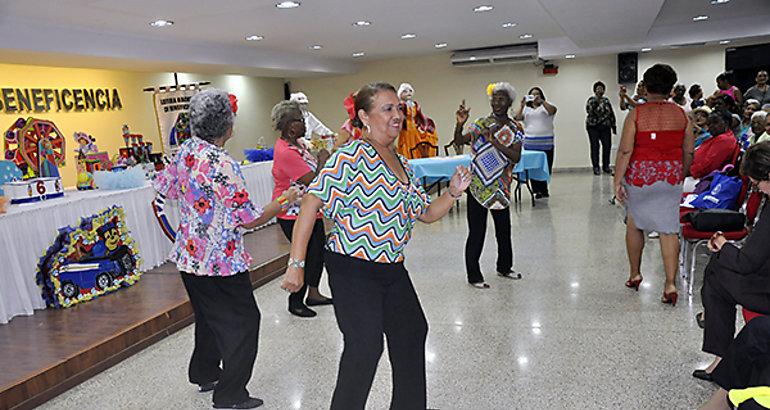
[
  {"xmin": 271, "ymin": 100, "xmax": 302, "ymax": 131},
  {"xmin": 489, "ymin": 82, "xmax": 517, "ymax": 102},
  {"xmin": 189, "ymin": 88, "xmax": 234, "ymax": 143}
]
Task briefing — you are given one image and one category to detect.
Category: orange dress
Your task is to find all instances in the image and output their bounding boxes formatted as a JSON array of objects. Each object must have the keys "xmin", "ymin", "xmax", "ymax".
[{"xmin": 397, "ymin": 101, "xmax": 438, "ymax": 159}]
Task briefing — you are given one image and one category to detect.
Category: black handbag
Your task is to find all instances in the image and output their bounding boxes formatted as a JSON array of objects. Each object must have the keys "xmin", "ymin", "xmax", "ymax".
[{"xmin": 682, "ymin": 208, "xmax": 746, "ymax": 232}]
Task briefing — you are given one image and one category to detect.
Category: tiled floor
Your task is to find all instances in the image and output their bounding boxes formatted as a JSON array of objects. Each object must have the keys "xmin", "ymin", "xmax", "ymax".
[{"xmin": 37, "ymin": 172, "xmax": 725, "ymax": 409}]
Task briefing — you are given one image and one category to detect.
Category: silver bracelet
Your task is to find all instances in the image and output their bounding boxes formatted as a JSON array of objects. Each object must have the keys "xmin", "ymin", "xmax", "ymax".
[{"xmin": 287, "ymin": 257, "xmax": 305, "ymax": 268}]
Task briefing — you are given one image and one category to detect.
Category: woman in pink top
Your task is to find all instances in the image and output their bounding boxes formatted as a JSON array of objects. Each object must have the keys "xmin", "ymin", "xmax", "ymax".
[
  {"xmin": 271, "ymin": 100, "xmax": 332, "ymax": 317},
  {"xmin": 708, "ymin": 71, "xmax": 744, "ymax": 107}
]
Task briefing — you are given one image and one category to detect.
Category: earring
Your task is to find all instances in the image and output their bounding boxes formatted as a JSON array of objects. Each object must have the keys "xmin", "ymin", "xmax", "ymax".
[{"xmin": 365, "ymin": 124, "xmax": 371, "ymax": 134}]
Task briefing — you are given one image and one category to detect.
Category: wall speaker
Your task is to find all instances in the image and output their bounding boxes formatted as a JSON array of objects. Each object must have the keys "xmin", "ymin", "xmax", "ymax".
[
  {"xmin": 618, "ymin": 52, "xmax": 638, "ymax": 84},
  {"xmin": 284, "ymin": 82, "xmax": 291, "ymax": 100}
]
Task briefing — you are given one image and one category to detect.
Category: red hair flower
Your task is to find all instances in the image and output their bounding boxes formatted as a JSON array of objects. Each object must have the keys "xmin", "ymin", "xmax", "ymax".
[
  {"xmin": 229, "ymin": 94, "xmax": 238, "ymax": 115},
  {"xmin": 184, "ymin": 154, "xmax": 195, "ymax": 168}
]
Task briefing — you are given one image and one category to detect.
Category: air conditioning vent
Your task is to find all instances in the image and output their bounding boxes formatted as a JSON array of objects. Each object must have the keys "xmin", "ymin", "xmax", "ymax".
[
  {"xmin": 670, "ymin": 42, "xmax": 707, "ymax": 49},
  {"xmin": 451, "ymin": 43, "xmax": 538, "ymax": 67}
]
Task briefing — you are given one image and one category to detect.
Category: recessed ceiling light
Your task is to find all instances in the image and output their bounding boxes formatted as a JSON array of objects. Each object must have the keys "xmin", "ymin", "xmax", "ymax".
[
  {"xmin": 473, "ymin": 5, "xmax": 493, "ymax": 12},
  {"xmin": 435, "ymin": 42, "xmax": 448, "ymax": 49},
  {"xmin": 353, "ymin": 20, "xmax": 371, "ymax": 27},
  {"xmin": 352, "ymin": 51, "xmax": 365, "ymax": 57},
  {"xmin": 401, "ymin": 33, "xmax": 416, "ymax": 40},
  {"xmin": 565, "ymin": 54, "xmax": 575, "ymax": 59},
  {"xmin": 519, "ymin": 33, "xmax": 533, "ymax": 39},
  {"xmin": 692, "ymin": 15, "xmax": 709, "ymax": 22},
  {"xmin": 641, "ymin": 47, "xmax": 652, "ymax": 52},
  {"xmin": 711, "ymin": 0, "xmax": 729, "ymax": 4},
  {"xmin": 469, "ymin": 56, "xmax": 477, "ymax": 61},
  {"xmin": 309, "ymin": 45, "xmax": 323, "ymax": 50},
  {"xmin": 245, "ymin": 35, "xmax": 264, "ymax": 41},
  {"xmin": 275, "ymin": 1, "xmax": 300, "ymax": 9},
  {"xmin": 501, "ymin": 22, "xmax": 517, "ymax": 28},
  {"xmin": 719, "ymin": 40, "xmax": 731, "ymax": 44},
  {"xmin": 149, "ymin": 19, "xmax": 174, "ymax": 27}
]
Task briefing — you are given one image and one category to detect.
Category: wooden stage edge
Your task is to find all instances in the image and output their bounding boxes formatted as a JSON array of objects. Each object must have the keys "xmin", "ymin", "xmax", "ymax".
[{"xmin": 1, "ymin": 251, "xmax": 289, "ymax": 410}]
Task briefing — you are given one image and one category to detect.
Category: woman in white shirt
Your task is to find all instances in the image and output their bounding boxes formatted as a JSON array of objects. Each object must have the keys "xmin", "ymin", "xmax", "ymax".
[{"xmin": 514, "ymin": 87, "xmax": 557, "ymax": 198}]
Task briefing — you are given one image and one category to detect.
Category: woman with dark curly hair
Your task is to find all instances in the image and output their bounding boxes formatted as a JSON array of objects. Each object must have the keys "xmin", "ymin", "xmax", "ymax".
[{"xmin": 585, "ymin": 81, "xmax": 617, "ymax": 175}]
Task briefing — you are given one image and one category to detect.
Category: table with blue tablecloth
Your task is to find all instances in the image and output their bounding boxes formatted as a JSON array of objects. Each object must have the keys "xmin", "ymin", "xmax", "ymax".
[{"xmin": 407, "ymin": 150, "xmax": 550, "ymax": 205}]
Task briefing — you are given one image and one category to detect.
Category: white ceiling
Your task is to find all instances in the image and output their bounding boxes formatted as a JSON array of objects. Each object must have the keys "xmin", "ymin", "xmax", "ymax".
[{"xmin": 0, "ymin": 0, "xmax": 768, "ymax": 78}]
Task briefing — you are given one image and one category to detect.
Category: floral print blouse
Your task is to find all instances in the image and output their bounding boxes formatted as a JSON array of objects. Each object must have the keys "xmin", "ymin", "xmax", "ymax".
[{"xmin": 152, "ymin": 137, "xmax": 262, "ymax": 276}]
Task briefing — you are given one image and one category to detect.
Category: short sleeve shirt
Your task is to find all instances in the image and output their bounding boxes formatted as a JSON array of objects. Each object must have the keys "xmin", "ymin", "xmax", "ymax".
[
  {"xmin": 305, "ymin": 139, "xmax": 430, "ymax": 263},
  {"xmin": 271, "ymin": 138, "xmax": 320, "ymax": 220},
  {"xmin": 466, "ymin": 116, "xmax": 524, "ymax": 209},
  {"xmin": 152, "ymin": 137, "xmax": 262, "ymax": 276}
]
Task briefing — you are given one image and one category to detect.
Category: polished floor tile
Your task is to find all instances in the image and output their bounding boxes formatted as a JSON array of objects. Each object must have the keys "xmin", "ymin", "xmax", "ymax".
[{"xmin": 37, "ymin": 173, "xmax": 728, "ymax": 409}]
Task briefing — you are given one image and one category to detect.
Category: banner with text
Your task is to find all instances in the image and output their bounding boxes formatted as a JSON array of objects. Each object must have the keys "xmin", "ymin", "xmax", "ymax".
[{"xmin": 153, "ymin": 88, "xmax": 197, "ymax": 155}]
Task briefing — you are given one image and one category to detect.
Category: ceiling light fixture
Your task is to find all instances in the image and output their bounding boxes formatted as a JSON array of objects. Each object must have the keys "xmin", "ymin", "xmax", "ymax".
[
  {"xmin": 519, "ymin": 33, "xmax": 533, "ymax": 39},
  {"xmin": 245, "ymin": 35, "xmax": 264, "ymax": 41},
  {"xmin": 275, "ymin": 1, "xmax": 300, "ymax": 9},
  {"xmin": 434, "ymin": 43, "xmax": 448, "ymax": 49},
  {"xmin": 473, "ymin": 5, "xmax": 493, "ymax": 12},
  {"xmin": 309, "ymin": 45, "xmax": 322, "ymax": 50},
  {"xmin": 149, "ymin": 19, "xmax": 174, "ymax": 27},
  {"xmin": 353, "ymin": 20, "xmax": 371, "ymax": 27},
  {"xmin": 641, "ymin": 47, "xmax": 652, "ymax": 52},
  {"xmin": 711, "ymin": 0, "xmax": 729, "ymax": 4},
  {"xmin": 469, "ymin": 56, "xmax": 477, "ymax": 61},
  {"xmin": 719, "ymin": 40, "xmax": 731, "ymax": 44},
  {"xmin": 352, "ymin": 51, "xmax": 365, "ymax": 57},
  {"xmin": 501, "ymin": 22, "xmax": 517, "ymax": 28},
  {"xmin": 565, "ymin": 54, "xmax": 575, "ymax": 59},
  {"xmin": 401, "ymin": 33, "xmax": 416, "ymax": 40},
  {"xmin": 692, "ymin": 15, "xmax": 709, "ymax": 22}
]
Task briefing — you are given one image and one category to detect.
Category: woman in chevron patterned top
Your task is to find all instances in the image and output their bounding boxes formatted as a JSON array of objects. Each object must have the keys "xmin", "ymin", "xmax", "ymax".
[
  {"xmin": 281, "ymin": 82, "xmax": 471, "ymax": 410},
  {"xmin": 454, "ymin": 82, "xmax": 524, "ymax": 289}
]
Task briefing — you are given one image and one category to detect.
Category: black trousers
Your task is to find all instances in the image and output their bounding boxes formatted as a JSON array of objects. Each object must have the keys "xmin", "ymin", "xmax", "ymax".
[
  {"xmin": 586, "ymin": 125, "xmax": 612, "ymax": 170},
  {"xmin": 465, "ymin": 193, "xmax": 513, "ymax": 284},
  {"xmin": 701, "ymin": 258, "xmax": 770, "ymax": 356},
  {"xmin": 180, "ymin": 271, "xmax": 260, "ymax": 407},
  {"xmin": 529, "ymin": 147, "xmax": 554, "ymax": 195},
  {"xmin": 325, "ymin": 250, "xmax": 428, "ymax": 410},
  {"xmin": 278, "ymin": 218, "xmax": 326, "ymax": 306},
  {"xmin": 712, "ymin": 316, "xmax": 770, "ymax": 409}
]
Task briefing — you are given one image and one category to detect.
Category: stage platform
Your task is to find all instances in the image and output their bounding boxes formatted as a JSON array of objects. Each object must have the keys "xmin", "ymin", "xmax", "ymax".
[{"xmin": 0, "ymin": 224, "xmax": 290, "ymax": 410}]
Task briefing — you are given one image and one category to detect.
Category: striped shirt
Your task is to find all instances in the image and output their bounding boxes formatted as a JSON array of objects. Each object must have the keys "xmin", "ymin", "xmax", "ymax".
[{"xmin": 306, "ymin": 139, "xmax": 430, "ymax": 263}]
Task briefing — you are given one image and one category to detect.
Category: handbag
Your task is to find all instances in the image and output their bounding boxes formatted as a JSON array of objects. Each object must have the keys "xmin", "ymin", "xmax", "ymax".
[
  {"xmin": 690, "ymin": 172, "xmax": 743, "ymax": 210},
  {"xmin": 682, "ymin": 208, "xmax": 746, "ymax": 232}
]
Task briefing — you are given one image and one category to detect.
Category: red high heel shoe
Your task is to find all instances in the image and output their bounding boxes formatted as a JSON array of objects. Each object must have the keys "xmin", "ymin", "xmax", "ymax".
[
  {"xmin": 625, "ymin": 278, "xmax": 642, "ymax": 291},
  {"xmin": 661, "ymin": 291, "xmax": 678, "ymax": 307}
]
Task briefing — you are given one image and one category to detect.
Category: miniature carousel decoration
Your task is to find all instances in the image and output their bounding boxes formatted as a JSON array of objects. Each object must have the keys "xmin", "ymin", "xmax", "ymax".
[{"xmin": 2, "ymin": 117, "xmax": 66, "ymax": 203}]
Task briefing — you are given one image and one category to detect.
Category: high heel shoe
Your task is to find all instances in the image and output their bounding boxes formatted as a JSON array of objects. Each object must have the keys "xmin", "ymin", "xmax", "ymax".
[
  {"xmin": 625, "ymin": 278, "xmax": 642, "ymax": 291},
  {"xmin": 661, "ymin": 291, "xmax": 678, "ymax": 307}
]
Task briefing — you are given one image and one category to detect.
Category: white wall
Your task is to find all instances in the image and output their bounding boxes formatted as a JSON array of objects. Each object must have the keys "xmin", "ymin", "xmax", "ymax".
[{"xmin": 289, "ymin": 45, "xmax": 728, "ymax": 169}]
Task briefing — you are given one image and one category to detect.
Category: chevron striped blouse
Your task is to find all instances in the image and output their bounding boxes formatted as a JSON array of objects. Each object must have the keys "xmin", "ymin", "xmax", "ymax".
[{"xmin": 306, "ymin": 139, "xmax": 431, "ymax": 263}]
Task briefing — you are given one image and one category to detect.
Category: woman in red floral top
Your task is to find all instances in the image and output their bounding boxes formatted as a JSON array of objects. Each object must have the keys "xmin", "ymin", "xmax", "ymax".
[
  {"xmin": 614, "ymin": 64, "xmax": 695, "ymax": 307},
  {"xmin": 153, "ymin": 88, "xmax": 299, "ymax": 409}
]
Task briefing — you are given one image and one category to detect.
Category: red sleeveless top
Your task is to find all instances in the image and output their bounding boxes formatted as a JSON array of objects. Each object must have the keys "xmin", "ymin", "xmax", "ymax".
[{"xmin": 625, "ymin": 102, "xmax": 688, "ymax": 187}]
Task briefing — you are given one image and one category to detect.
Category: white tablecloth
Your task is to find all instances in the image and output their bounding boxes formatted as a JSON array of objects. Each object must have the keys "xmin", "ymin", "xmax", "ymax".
[{"xmin": 0, "ymin": 161, "xmax": 275, "ymax": 324}]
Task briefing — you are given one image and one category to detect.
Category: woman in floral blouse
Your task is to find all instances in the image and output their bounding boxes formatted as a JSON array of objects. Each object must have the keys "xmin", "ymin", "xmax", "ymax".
[
  {"xmin": 153, "ymin": 88, "xmax": 298, "ymax": 410},
  {"xmin": 586, "ymin": 81, "xmax": 617, "ymax": 175}
]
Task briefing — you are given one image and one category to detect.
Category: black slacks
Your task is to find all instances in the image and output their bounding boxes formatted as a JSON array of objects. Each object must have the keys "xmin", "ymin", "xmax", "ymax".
[
  {"xmin": 465, "ymin": 193, "xmax": 513, "ymax": 284},
  {"xmin": 530, "ymin": 147, "xmax": 554, "ymax": 195},
  {"xmin": 278, "ymin": 217, "xmax": 326, "ymax": 306},
  {"xmin": 180, "ymin": 271, "xmax": 260, "ymax": 407},
  {"xmin": 586, "ymin": 124, "xmax": 612, "ymax": 170},
  {"xmin": 712, "ymin": 316, "xmax": 770, "ymax": 409},
  {"xmin": 701, "ymin": 258, "xmax": 770, "ymax": 356},
  {"xmin": 325, "ymin": 250, "xmax": 428, "ymax": 410}
]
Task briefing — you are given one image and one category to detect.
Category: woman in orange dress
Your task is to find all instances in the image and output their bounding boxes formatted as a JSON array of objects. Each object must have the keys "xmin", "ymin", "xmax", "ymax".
[{"xmin": 396, "ymin": 83, "xmax": 438, "ymax": 159}]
